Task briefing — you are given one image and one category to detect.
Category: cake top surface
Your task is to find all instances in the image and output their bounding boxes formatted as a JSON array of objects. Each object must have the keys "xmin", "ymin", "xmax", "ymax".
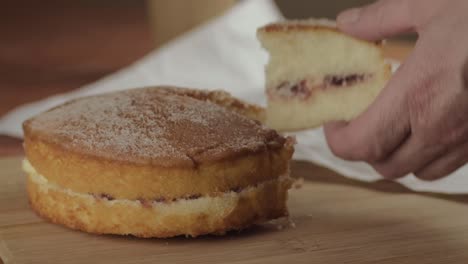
[
  {"xmin": 23, "ymin": 86, "xmax": 285, "ymax": 167},
  {"xmin": 258, "ymin": 18, "xmax": 338, "ymax": 33}
]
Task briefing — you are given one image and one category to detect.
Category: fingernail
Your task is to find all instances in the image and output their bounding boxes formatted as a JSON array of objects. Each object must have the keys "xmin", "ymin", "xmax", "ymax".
[{"xmin": 338, "ymin": 8, "xmax": 362, "ymax": 25}]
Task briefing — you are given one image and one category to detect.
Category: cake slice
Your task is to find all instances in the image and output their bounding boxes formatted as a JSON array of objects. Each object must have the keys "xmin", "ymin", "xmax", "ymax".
[{"xmin": 257, "ymin": 19, "xmax": 391, "ymax": 131}]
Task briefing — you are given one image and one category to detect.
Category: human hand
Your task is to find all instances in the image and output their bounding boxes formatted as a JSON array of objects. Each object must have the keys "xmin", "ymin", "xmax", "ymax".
[{"xmin": 324, "ymin": 0, "xmax": 468, "ymax": 180}]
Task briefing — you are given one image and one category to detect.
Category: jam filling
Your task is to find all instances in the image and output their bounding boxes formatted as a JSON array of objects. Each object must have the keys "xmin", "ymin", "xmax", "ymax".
[
  {"xmin": 324, "ymin": 74, "xmax": 368, "ymax": 87},
  {"xmin": 93, "ymin": 193, "xmax": 115, "ymax": 201},
  {"xmin": 272, "ymin": 73, "xmax": 372, "ymax": 100},
  {"xmin": 93, "ymin": 192, "xmax": 204, "ymax": 206},
  {"xmin": 92, "ymin": 186, "xmax": 250, "ymax": 206},
  {"xmin": 137, "ymin": 194, "xmax": 202, "ymax": 207}
]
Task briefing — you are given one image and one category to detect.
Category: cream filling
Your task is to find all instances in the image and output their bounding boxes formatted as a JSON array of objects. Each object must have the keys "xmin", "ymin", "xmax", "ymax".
[{"xmin": 23, "ymin": 159, "xmax": 291, "ymax": 210}]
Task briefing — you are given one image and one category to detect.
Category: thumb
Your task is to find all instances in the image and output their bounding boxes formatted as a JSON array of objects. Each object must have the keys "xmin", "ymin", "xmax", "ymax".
[
  {"xmin": 337, "ymin": 0, "xmax": 415, "ymax": 41},
  {"xmin": 323, "ymin": 60, "xmax": 414, "ymax": 162}
]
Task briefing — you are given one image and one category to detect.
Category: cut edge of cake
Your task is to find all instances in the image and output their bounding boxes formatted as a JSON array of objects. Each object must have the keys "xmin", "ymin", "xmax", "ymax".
[{"xmin": 257, "ymin": 18, "xmax": 391, "ymax": 131}]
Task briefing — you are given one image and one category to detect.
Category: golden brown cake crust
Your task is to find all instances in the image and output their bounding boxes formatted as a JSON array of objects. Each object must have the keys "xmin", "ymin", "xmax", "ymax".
[
  {"xmin": 23, "ymin": 86, "xmax": 279, "ymax": 168},
  {"xmin": 260, "ymin": 19, "xmax": 338, "ymax": 33},
  {"xmin": 23, "ymin": 86, "xmax": 294, "ymax": 200},
  {"xmin": 258, "ymin": 19, "xmax": 383, "ymax": 46},
  {"xmin": 24, "ymin": 136, "xmax": 293, "ymax": 200}
]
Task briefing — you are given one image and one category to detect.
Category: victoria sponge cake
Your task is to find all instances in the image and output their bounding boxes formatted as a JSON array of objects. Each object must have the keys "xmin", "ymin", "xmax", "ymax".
[
  {"xmin": 257, "ymin": 19, "xmax": 391, "ymax": 131},
  {"xmin": 23, "ymin": 86, "xmax": 294, "ymax": 238}
]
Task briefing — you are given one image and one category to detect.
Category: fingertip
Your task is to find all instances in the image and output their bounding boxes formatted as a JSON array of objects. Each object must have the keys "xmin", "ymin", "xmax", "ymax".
[
  {"xmin": 414, "ymin": 174, "xmax": 443, "ymax": 182},
  {"xmin": 323, "ymin": 120, "xmax": 348, "ymax": 143},
  {"xmin": 323, "ymin": 120, "xmax": 348, "ymax": 133},
  {"xmin": 323, "ymin": 120, "xmax": 352, "ymax": 159},
  {"xmin": 414, "ymin": 171, "xmax": 448, "ymax": 182},
  {"xmin": 336, "ymin": 7, "xmax": 377, "ymax": 41},
  {"xmin": 336, "ymin": 8, "xmax": 362, "ymax": 30},
  {"xmin": 337, "ymin": 0, "xmax": 415, "ymax": 41},
  {"xmin": 372, "ymin": 163, "xmax": 406, "ymax": 179}
]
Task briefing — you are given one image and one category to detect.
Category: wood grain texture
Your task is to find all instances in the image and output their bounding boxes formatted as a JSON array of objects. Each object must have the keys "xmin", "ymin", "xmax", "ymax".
[{"xmin": 1, "ymin": 157, "xmax": 468, "ymax": 264}]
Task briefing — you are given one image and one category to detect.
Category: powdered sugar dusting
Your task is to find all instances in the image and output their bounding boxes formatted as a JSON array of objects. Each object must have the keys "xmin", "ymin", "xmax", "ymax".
[{"xmin": 26, "ymin": 87, "xmax": 284, "ymax": 167}]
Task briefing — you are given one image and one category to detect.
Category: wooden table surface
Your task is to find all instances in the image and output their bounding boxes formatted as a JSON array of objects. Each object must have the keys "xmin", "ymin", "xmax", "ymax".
[{"xmin": 3, "ymin": 158, "xmax": 468, "ymax": 264}]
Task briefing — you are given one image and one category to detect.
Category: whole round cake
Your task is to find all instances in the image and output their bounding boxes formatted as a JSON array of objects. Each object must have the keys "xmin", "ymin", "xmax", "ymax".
[{"xmin": 22, "ymin": 86, "xmax": 294, "ymax": 238}]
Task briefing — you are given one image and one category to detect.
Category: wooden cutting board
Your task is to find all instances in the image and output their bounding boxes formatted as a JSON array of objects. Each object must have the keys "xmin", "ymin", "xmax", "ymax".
[{"xmin": 1, "ymin": 157, "xmax": 468, "ymax": 264}]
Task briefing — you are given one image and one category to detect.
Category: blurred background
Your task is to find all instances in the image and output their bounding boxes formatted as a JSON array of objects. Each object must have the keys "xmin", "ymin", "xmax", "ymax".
[
  {"xmin": 276, "ymin": 0, "xmax": 373, "ymax": 18},
  {"xmin": 0, "ymin": 0, "xmax": 413, "ymax": 155},
  {"xmin": 0, "ymin": 0, "xmax": 388, "ymax": 115}
]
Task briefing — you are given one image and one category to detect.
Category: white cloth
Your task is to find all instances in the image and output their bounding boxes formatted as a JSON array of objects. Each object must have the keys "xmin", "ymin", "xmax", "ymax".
[{"xmin": 1, "ymin": 0, "xmax": 466, "ymax": 194}]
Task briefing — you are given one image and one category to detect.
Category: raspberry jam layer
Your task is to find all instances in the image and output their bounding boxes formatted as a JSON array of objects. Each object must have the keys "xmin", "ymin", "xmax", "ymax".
[{"xmin": 270, "ymin": 73, "xmax": 372, "ymax": 100}]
